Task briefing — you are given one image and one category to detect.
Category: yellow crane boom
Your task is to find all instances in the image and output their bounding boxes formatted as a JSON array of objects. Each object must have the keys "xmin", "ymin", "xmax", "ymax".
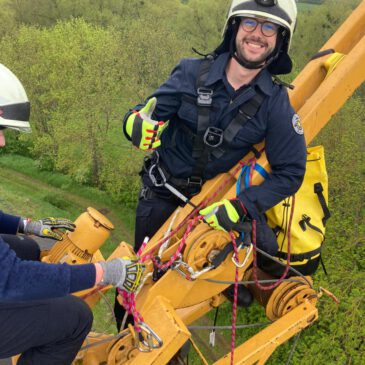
[{"xmin": 12, "ymin": 2, "xmax": 364, "ymax": 365}]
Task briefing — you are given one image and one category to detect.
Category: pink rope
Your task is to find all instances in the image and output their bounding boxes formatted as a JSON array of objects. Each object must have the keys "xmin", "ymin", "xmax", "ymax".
[
  {"xmin": 229, "ymin": 232, "xmax": 240, "ymax": 365},
  {"xmin": 252, "ymin": 195, "xmax": 295, "ymax": 291}
]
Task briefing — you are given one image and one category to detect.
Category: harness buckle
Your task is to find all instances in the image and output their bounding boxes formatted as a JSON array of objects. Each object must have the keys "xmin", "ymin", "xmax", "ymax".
[
  {"xmin": 139, "ymin": 186, "xmax": 151, "ymax": 200},
  {"xmin": 197, "ymin": 87, "xmax": 213, "ymax": 106},
  {"xmin": 203, "ymin": 126, "xmax": 223, "ymax": 148},
  {"xmin": 187, "ymin": 176, "xmax": 203, "ymax": 187}
]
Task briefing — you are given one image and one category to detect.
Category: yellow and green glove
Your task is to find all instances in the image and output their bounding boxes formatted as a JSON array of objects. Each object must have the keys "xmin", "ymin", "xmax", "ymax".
[
  {"xmin": 125, "ymin": 97, "xmax": 169, "ymax": 150},
  {"xmin": 199, "ymin": 199, "xmax": 246, "ymax": 232}
]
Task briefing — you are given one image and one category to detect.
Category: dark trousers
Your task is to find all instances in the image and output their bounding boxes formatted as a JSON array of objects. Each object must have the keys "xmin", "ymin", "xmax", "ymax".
[
  {"xmin": 134, "ymin": 195, "xmax": 179, "ymax": 252},
  {"xmin": 0, "ymin": 234, "xmax": 93, "ymax": 365},
  {"xmin": 114, "ymin": 195, "xmax": 179, "ymax": 329}
]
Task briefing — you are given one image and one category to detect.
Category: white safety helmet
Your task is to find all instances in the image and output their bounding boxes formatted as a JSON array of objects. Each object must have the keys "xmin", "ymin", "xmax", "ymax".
[
  {"xmin": 224, "ymin": 0, "xmax": 297, "ymax": 50},
  {"xmin": 0, "ymin": 64, "xmax": 31, "ymax": 133},
  {"xmin": 215, "ymin": 0, "xmax": 298, "ymax": 74}
]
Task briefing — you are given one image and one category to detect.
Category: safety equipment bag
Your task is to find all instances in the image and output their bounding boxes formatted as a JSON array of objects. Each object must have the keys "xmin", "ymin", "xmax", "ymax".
[
  {"xmin": 237, "ymin": 145, "xmax": 330, "ymax": 275},
  {"xmin": 265, "ymin": 145, "xmax": 330, "ymax": 272}
]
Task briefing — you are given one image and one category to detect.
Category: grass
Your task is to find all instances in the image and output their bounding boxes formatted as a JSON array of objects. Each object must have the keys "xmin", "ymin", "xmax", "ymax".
[
  {"xmin": 0, "ymin": 154, "xmax": 136, "ymax": 227},
  {"xmin": 0, "ymin": 154, "xmax": 135, "ymax": 254}
]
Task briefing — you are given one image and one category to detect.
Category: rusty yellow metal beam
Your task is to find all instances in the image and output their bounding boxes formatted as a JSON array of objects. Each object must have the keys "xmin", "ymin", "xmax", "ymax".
[
  {"xmin": 213, "ymin": 301, "xmax": 318, "ymax": 365},
  {"xmin": 297, "ymin": 34, "xmax": 365, "ymax": 144},
  {"xmin": 290, "ymin": 0, "xmax": 365, "ymax": 112}
]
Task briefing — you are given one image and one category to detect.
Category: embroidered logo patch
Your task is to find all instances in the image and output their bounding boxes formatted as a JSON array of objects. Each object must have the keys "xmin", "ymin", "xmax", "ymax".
[{"xmin": 292, "ymin": 114, "xmax": 304, "ymax": 135}]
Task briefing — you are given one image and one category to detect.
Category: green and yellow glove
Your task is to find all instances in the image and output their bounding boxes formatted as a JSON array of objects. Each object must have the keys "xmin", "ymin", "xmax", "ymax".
[
  {"xmin": 125, "ymin": 97, "xmax": 169, "ymax": 150},
  {"xmin": 199, "ymin": 199, "xmax": 246, "ymax": 232},
  {"xmin": 20, "ymin": 217, "xmax": 76, "ymax": 241}
]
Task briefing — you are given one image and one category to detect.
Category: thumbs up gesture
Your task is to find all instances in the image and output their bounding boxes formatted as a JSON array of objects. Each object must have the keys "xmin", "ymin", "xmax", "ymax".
[{"xmin": 125, "ymin": 97, "xmax": 169, "ymax": 150}]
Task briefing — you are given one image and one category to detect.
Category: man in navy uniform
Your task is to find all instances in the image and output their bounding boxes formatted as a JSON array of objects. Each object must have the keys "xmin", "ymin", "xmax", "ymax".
[{"xmin": 121, "ymin": 0, "xmax": 305, "ymax": 326}]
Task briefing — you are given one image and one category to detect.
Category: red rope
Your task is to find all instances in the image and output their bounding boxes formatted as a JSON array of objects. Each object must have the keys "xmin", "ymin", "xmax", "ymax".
[
  {"xmin": 118, "ymin": 290, "xmax": 144, "ymax": 332},
  {"xmin": 229, "ymin": 232, "xmax": 240, "ymax": 365},
  {"xmin": 142, "ymin": 215, "xmax": 201, "ymax": 268}
]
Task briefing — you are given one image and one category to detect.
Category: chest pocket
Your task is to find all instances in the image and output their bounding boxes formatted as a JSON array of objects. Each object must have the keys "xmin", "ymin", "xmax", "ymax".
[{"xmin": 177, "ymin": 95, "xmax": 198, "ymax": 131}]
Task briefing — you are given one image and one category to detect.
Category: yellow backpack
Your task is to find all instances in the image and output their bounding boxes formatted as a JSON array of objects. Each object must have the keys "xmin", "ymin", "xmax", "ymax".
[
  {"xmin": 237, "ymin": 145, "xmax": 330, "ymax": 274},
  {"xmin": 265, "ymin": 145, "xmax": 330, "ymax": 272}
]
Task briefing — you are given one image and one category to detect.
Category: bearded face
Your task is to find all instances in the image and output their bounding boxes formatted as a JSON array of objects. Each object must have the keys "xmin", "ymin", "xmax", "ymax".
[{"xmin": 234, "ymin": 19, "xmax": 278, "ymax": 66}]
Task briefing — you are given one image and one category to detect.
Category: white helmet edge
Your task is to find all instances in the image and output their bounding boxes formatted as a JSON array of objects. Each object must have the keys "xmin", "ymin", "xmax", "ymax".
[
  {"xmin": 223, "ymin": 0, "xmax": 298, "ymax": 51},
  {"xmin": 0, "ymin": 64, "xmax": 31, "ymax": 133}
]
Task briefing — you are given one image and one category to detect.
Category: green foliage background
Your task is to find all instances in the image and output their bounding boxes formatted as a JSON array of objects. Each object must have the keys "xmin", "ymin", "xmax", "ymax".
[{"xmin": 0, "ymin": 0, "xmax": 363, "ymax": 364}]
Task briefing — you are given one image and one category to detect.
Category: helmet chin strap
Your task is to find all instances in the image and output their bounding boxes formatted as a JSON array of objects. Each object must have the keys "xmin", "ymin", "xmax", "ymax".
[{"xmin": 232, "ymin": 52, "xmax": 265, "ymax": 70}]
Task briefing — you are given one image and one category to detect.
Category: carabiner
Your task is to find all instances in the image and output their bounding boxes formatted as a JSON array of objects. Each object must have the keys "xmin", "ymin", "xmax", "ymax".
[
  {"xmin": 231, "ymin": 243, "xmax": 252, "ymax": 268},
  {"xmin": 137, "ymin": 321, "xmax": 163, "ymax": 352}
]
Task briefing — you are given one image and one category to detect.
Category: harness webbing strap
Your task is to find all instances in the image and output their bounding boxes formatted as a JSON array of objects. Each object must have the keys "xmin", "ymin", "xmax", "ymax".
[
  {"xmin": 211, "ymin": 91, "xmax": 265, "ymax": 160},
  {"xmin": 191, "ymin": 56, "xmax": 215, "ymax": 179},
  {"xmin": 314, "ymin": 182, "xmax": 331, "ymax": 226},
  {"xmin": 225, "ymin": 92, "xmax": 265, "ymax": 144},
  {"xmin": 192, "ymin": 57, "xmax": 214, "ymax": 158}
]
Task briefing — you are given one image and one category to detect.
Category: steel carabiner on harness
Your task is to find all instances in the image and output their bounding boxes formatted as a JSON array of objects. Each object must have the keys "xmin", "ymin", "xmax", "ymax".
[{"xmin": 148, "ymin": 156, "xmax": 197, "ymax": 208}]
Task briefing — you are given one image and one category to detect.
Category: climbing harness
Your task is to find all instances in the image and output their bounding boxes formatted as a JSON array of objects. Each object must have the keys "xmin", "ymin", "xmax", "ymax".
[
  {"xmin": 142, "ymin": 151, "xmax": 200, "ymax": 207},
  {"xmin": 186, "ymin": 54, "xmax": 266, "ymax": 182},
  {"xmin": 142, "ymin": 54, "xmax": 266, "ymax": 208}
]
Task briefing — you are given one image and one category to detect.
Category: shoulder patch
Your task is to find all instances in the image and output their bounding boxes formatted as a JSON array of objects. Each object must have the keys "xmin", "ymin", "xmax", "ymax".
[{"xmin": 292, "ymin": 114, "xmax": 304, "ymax": 135}]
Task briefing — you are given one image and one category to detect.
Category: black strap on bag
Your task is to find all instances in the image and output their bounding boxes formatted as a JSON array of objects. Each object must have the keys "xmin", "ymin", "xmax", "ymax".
[
  {"xmin": 299, "ymin": 214, "xmax": 324, "ymax": 236},
  {"xmin": 314, "ymin": 182, "xmax": 331, "ymax": 226},
  {"xmin": 276, "ymin": 246, "xmax": 322, "ymax": 262}
]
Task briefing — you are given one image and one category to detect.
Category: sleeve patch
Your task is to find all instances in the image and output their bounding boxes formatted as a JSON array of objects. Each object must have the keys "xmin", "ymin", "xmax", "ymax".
[{"xmin": 292, "ymin": 114, "xmax": 304, "ymax": 135}]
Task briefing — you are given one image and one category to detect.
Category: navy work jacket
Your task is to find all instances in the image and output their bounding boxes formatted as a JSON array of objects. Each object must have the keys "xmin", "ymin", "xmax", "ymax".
[
  {"xmin": 0, "ymin": 210, "xmax": 95, "ymax": 301},
  {"xmin": 127, "ymin": 52, "xmax": 306, "ymax": 220}
]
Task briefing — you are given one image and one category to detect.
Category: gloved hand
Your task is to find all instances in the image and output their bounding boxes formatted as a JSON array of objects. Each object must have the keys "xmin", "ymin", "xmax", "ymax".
[
  {"xmin": 199, "ymin": 199, "xmax": 246, "ymax": 232},
  {"xmin": 20, "ymin": 217, "xmax": 76, "ymax": 240},
  {"xmin": 99, "ymin": 258, "xmax": 145, "ymax": 292},
  {"xmin": 125, "ymin": 97, "xmax": 169, "ymax": 150}
]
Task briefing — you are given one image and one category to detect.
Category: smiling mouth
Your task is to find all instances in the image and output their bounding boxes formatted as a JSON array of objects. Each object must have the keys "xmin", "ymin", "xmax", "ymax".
[{"xmin": 245, "ymin": 40, "xmax": 266, "ymax": 50}]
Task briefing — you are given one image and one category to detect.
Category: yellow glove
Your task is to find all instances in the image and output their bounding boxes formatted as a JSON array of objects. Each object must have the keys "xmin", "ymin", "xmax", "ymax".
[
  {"xmin": 125, "ymin": 97, "xmax": 169, "ymax": 150},
  {"xmin": 199, "ymin": 199, "xmax": 246, "ymax": 232}
]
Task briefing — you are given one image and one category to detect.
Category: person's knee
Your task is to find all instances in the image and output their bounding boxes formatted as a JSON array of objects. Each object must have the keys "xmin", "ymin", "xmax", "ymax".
[
  {"xmin": 73, "ymin": 296, "xmax": 93, "ymax": 334},
  {"xmin": 1, "ymin": 234, "xmax": 40, "ymax": 260},
  {"xmin": 23, "ymin": 237, "xmax": 41, "ymax": 260},
  {"xmin": 62, "ymin": 296, "xmax": 93, "ymax": 338}
]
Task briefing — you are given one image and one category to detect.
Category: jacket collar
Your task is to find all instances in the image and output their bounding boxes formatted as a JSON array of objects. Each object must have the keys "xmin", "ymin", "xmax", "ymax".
[{"xmin": 204, "ymin": 52, "xmax": 274, "ymax": 96}]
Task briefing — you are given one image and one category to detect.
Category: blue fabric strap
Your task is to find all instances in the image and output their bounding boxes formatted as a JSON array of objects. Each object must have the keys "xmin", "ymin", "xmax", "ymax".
[
  {"xmin": 254, "ymin": 163, "xmax": 270, "ymax": 180},
  {"xmin": 236, "ymin": 163, "xmax": 269, "ymax": 194}
]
